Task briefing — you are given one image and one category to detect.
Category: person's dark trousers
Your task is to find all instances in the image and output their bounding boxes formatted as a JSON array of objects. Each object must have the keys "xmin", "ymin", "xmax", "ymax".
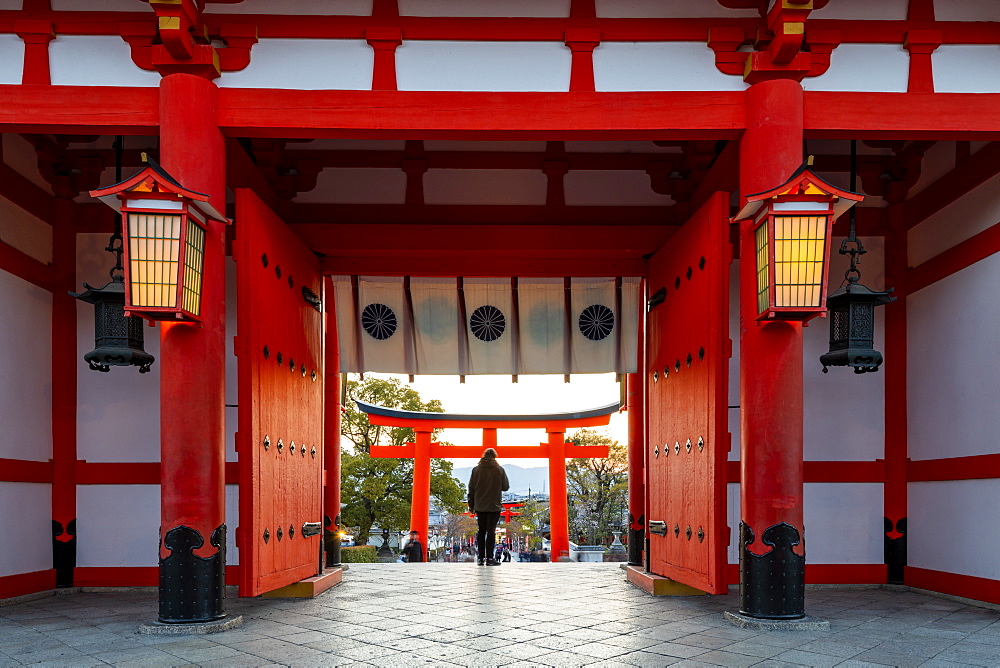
[{"xmin": 476, "ymin": 511, "xmax": 501, "ymax": 561}]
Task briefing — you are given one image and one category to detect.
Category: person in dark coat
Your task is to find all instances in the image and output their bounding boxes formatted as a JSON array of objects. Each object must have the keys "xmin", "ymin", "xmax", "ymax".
[
  {"xmin": 401, "ymin": 530, "xmax": 424, "ymax": 563},
  {"xmin": 467, "ymin": 448, "xmax": 509, "ymax": 566}
]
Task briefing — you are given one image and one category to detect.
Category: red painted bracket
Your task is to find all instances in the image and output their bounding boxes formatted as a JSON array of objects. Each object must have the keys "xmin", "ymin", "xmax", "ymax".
[{"xmin": 120, "ymin": 20, "xmax": 257, "ymax": 77}]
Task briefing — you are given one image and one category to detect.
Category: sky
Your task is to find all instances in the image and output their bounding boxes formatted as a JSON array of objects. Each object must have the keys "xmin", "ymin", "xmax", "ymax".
[{"xmin": 354, "ymin": 372, "xmax": 628, "ymax": 468}]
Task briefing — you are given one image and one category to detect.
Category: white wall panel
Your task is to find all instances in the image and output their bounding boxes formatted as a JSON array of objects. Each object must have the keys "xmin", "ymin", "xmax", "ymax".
[
  {"xmin": 935, "ymin": 0, "xmax": 1000, "ymax": 22},
  {"xmin": 0, "ymin": 34, "xmax": 24, "ymax": 85},
  {"xmin": 908, "ymin": 253, "xmax": 1000, "ymax": 461},
  {"xmin": 595, "ymin": 42, "xmax": 747, "ymax": 92},
  {"xmin": 804, "ymin": 238, "xmax": 885, "ymax": 462},
  {"xmin": 909, "ymin": 173, "xmax": 1000, "ymax": 268},
  {"xmin": 400, "ymin": 0, "xmax": 570, "ymax": 16},
  {"xmin": 804, "ymin": 483, "xmax": 884, "ymax": 564},
  {"xmin": 910, "ymin": 480, "xmax": 1000, "ymax": 580},
  {"xmin": 77, "ymin": 485, "xmax": 158, "ymax": 567},
  {"xmin": 397, "ymin": 41, "xmax": 570, "ymax": 92},
  {"xmin": 907, "ymin": 141, "xmax": 956, "ymax": 199},
  {"xmin": 0, "ymin": 483, "xmax": 51, "ymax": 577},
  {"xmin": 50, "ymin": 36, "xmax": 161, "ymax": 88},
  {"xmin": 811, "ymin": 0, "xmax": 907, "ymax": 19},
  {"xmin": 727, "ymin": 482, "xmax": 739, "ymax": 564},
  {"xmin": 564, "ymin": 170, "xmax": 674, "ymax": 206},
  {"xmin": 0, "ymin": 271, "xmax": 52, "ymax": 462},
  {"xmin": 296, "ymin": 168, "xmax": 406, "ymax": 204},
  {"xmin": 76, "ymin": 234, "xmax": 161, "ymax": 463},
  {"xmin": 424, "ymin": 169, "xmax": 547, "ymax": 205},
  {"xmin": 804, "ymin": 44, "xmax": 908, "ymax": 93},
  {"xmin": 0, "ymin": 0, "xmax": 21, "ymax": 9},
  {"xmin": 0, "ymin": 195, "xmax": 52, "ymax": 264},
  {"xmin": 226, "ymin": 484, "xmax": 239, "ymax": 565},
  {"xmin": 218, "ymin": 39, "xmax": 372, "ymax": 90},
  {"xmin": 933, "ymin": 46, "xmax": 1000, "ymax": 94},
  {"xmin": 597, "ymin": 0, "xmax": 756, "ymax": 18},
  {"xmin": 206, "ymin": 0, "xmax": 372, "ymax": 14}
]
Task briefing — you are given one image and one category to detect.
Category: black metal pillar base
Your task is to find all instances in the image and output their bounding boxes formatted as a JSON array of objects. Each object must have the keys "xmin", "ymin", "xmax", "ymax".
[
  {"xmin": 884, "ymin": 517, "xmax": 907, "ymax": 585},
  {"xmin": 628, "ymin": 513, "xmax": 644, "ymax": 566},
  {"xmin": 738, "ymin": 522, "xmax": 805, "ymax": 620},
  {"xmin": 52, "ymin": 519, "xmax": 77, "ymax": 588},
  {"xmin": 158, "ymin": 524, "xmax": 227, "ymax": 624}
]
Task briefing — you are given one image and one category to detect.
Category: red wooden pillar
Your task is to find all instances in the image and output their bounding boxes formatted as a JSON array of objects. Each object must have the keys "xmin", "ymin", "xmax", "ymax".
[
  {"xmin": 324, "ymin": 277, "xmax": 342, "ymax": 567},
  {"xmin": 738, "ymin": 78, "xmax": 807, "ymax": 619},
  {"xmin": 51, "ymin": 196, "xmax": 77, "ymax": 588},
  {"xmin": 547, "ymin": 430, "xmax": 570, "ymax": 561},
  {"xmin": 157, "ymin": 72, "xmax": 228, "ymax": 624},
  {"xmin": 15, "ymin": 20, "xmax": 53, "ymax": 85},
  {"xmin": 410, "ymin": 430, "xmax": 432, "ymax": 557},
  {"xmin": 883, "ymin": 203, "xmax": 908, "ymax": 583},
  {"xmin": 627, "ymin": 309, "xmax": 645, "ymax": 566}
]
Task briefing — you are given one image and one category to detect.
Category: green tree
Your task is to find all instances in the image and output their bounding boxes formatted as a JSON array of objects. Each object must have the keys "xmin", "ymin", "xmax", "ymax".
[
  {"xmin": 340, "ymin": 376, "xmax": 466, "ymax": 545},
  {"xmin": 567, "ymin": 429, "xmax": 628, "ymax": 545}
]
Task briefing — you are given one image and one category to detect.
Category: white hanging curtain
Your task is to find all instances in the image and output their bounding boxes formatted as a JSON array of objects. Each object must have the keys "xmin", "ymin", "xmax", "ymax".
[{"xmin": 334, "ymin": 275, "xmax": 639, "ymax": 375}]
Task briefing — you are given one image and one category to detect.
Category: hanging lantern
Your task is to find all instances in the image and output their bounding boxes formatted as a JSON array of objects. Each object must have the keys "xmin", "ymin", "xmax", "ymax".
[
  {"xmin": 734, "ymin": 159, "xmax": 864, "ymax": 322},
  {"xmin": 820, "ymin": 278, "xmax": 894, "ymax": 374},
  {"xmin": 71, "ymin": 235, "xmax": 155, "ymax": 373},
  {"xmin": 89, "ymin": 154, "xmax": 228, "ymax": 322}
]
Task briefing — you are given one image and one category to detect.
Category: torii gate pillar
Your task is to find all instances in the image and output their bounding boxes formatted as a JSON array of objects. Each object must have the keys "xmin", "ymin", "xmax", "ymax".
[
  {"xmin": 409, "ymin": 430, "xmax": 433, "ymax": 556},
  {"xmin": 547, "ymin": 431, "xmax": 570, "ymax": 561}
]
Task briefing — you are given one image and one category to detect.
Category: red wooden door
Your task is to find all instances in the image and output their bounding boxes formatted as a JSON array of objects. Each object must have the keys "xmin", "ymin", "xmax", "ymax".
[
  {"xmin": 646, "ymin": 192, "xmax": 731, "ymax": 594},
  {"xmin": 236, "ymin": 189, "xmax": 324, "ymax": 597}
]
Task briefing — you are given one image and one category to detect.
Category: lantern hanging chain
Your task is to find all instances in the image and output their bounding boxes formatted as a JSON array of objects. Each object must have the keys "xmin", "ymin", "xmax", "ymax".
[
  {"xmin": 839, "ymin": 139, "xmax": 866, "ymax": 284},
  {"xmin": 106, "ymin": 135, "xmax": 125, "ymax": 282}
]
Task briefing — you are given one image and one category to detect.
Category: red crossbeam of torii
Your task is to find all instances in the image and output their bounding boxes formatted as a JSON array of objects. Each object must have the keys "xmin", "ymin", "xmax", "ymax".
[{"xmin": 357, "ymin": 400, "xmax": 615, "ymax": 560}]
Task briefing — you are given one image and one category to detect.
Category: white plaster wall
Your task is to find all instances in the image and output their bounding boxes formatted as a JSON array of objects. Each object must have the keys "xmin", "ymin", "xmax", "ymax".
[
  {"xmin": 596, "ymin": 0, "xmax": 757, "ymax": 18},
  {"xmin": 909, "ymin": 173, "xmax": 1000, "ymax": 268},
  {"xmin": 933, "ymin": 46, "xmax": 1000, "ymax": 95},
  {"xmin": 0, "ymin": 195, "xmax": 52, "ymax": 265},
  {"xmin": 50, "ymin": 36, "xmax": 161, "ymax": 88},
  {"xmin": 803, "ymin": 44, "xmax": 908, "ymax": 93},
  {"xmin": 0, "ymin": 34, "xmax": 24, "ymax": 85},
  {"xmin": 76, "ymin": 234, "xmax": 161, "ymax": 463},
  {"xmin": 3, "ymin": 134, "xmax": 54, "ymax": 195},
  {"xmin": 424, "ymin": 169, "xmax": 547, "ymax": 205},
  {"xmin": 0, "ymin": 483, "xmax": 51, "ymax": 577},
  {"xmin": 205, "ymin": 0, "xmax": 372, "ymax": 14},
  {"xmin": 727, "ymin": 482, "xmax": 739, "ymax": 564},
  {"xmin": 296, "ymin": 168, "xmax": 407, "ymax": 204},
  {"xmin": 397, "ymin": 41, "xmax": 571, "ymax": 92},
  {"xmin": 908, "ymin": 253, "xmax": 1000, "ymax": 461},
  {"xmin": 907, "ymin": 141, "xmax": 956, "ymax": 199},
  {"xmin": 804, "ymin": 238, "xmax": 886, "ymax": 462},
  {"xmin": 400, "ymin": 0, "xmax": 570, "ymax": 16},
  {"xmin": 594, "ymin": 42, "xmax": 748, "ymax": 92},
  {"xmin": 811, "ymin": 0, "xmax": 907, "ymax": 20},
  {"xmin": 0, "ymin": 270, "xmax": 52, "ymax": 462},
  {"xmin": 218, "ymin": 39, "xmax": 373, "ymax": 90},
  {"xmin": 0, "ymin": 0, "xmax": 21, "ymax": 9},
  {"xmin": 564, "ymin": 170, "xmax": 674, "ymax": 206},
  {"xmin": 935, "ymin": 1, "xmax": 1000, "ymax": 22},
  {"xmin": 804, "ymin": 483, "xmax": 884, "ymax": 564},
  {"xmin": 226, "ymin": 483, "xmax": 239, "ymax": 565},
  {"xmin": 909, "ymin": 480, "xmax": 1000, "ymax": 580},
  {"xmin": 77, "ymin": 485, "xmax": 158, "ymax": 567}
]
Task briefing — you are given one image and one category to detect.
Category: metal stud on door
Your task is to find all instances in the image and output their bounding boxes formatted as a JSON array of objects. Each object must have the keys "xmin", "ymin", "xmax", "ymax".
[
  {"xmin": 645, "ymin": 192, "xmax": 731, "ymax": 595},
  {"xmin": 236, "ymin": 189, "xmax": 324, "ymax": 597}
]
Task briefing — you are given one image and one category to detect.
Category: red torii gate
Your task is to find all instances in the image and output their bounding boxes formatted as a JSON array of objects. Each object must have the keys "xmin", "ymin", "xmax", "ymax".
[{"xmin": 357, "ymin": 400, "xmax": 615, "ymax": 560}]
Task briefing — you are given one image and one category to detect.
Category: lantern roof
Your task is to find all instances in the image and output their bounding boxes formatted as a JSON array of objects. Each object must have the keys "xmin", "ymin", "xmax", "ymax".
[
  {"xmin": 89, "ymin": 153, "xmax": 227, "ymax": 222},
  {"xmin": 735, "ymin": 158, "xmax": 864, "ymax": 221}
]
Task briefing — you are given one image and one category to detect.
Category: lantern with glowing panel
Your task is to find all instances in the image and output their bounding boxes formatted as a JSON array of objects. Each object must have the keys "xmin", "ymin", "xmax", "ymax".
[
  {"xmin": 89, "ymin": 154, "xmax": 228, "ymax": 322},
  {"xmin": 734, "ymin": 160, "xmax": 864, "ymax": 322}
]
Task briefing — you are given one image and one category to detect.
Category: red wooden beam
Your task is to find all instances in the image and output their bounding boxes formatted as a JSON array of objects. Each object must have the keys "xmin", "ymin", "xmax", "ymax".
[
  {"xmin": 365, "ymin": 416, "xmax": 613, "ymax": 430},
  {"xmin": 805, "ymin": 93, "xmax": 1000, "ymax": 140},
  {"xmin": 0, "ymin": 458, "xmax": 53, "ymax": 483},
  {"xmin": 907, "ymin": 454, "xmax": 1000, "ymax": 482},
  {"xmin": 0, "ymin": 85, "xmax": 158, "ymax": 134},
  {"xmin": 0, "ymin": 162, "xmax": 54, "ymax": 223},
  {"xmin": 905, "ymin": 142, "xmax": 1000, "ymax": 230},
  {"xmin": 725, "ymin": 460, "xmax": 886, "ymax": 483},
  {"xmin": 290, "ymin": 204, "xmax": 679, "ymax": 227},
  {"xmin": 0, "ymin": 239, "xmax": 52, "ymax": 291},
  {"xmin": 908, "ymin": 220, "xmax": 1000, "ymax": 294}
]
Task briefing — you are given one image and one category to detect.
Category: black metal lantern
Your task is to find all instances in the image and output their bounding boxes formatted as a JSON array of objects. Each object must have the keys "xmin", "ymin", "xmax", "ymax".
[
  {"xmin": 72, "ymin": 136, "xmax": 154, "ymax": 374},
  {"xmin": 820, "ymin": 140, "xmax": 895, "ymax": 374},
  {"xmin": 71, "ymin": 234, "xmax": 155, "ymax": 374},
  {"xmin": 820, "ymin": 277, "xmax": 894, "ymax": 374}
]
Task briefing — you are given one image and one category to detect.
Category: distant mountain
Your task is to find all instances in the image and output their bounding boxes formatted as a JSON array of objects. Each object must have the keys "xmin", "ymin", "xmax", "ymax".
[{"xmin": 453, "ymin": 464, "xmax": 550, "ymax": 497}]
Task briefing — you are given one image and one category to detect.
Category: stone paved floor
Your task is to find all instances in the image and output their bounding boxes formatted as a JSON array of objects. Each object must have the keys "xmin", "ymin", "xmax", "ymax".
[{"xmin": 2, "ymin": 563, "xmax": 1000, "ymax": 667}]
